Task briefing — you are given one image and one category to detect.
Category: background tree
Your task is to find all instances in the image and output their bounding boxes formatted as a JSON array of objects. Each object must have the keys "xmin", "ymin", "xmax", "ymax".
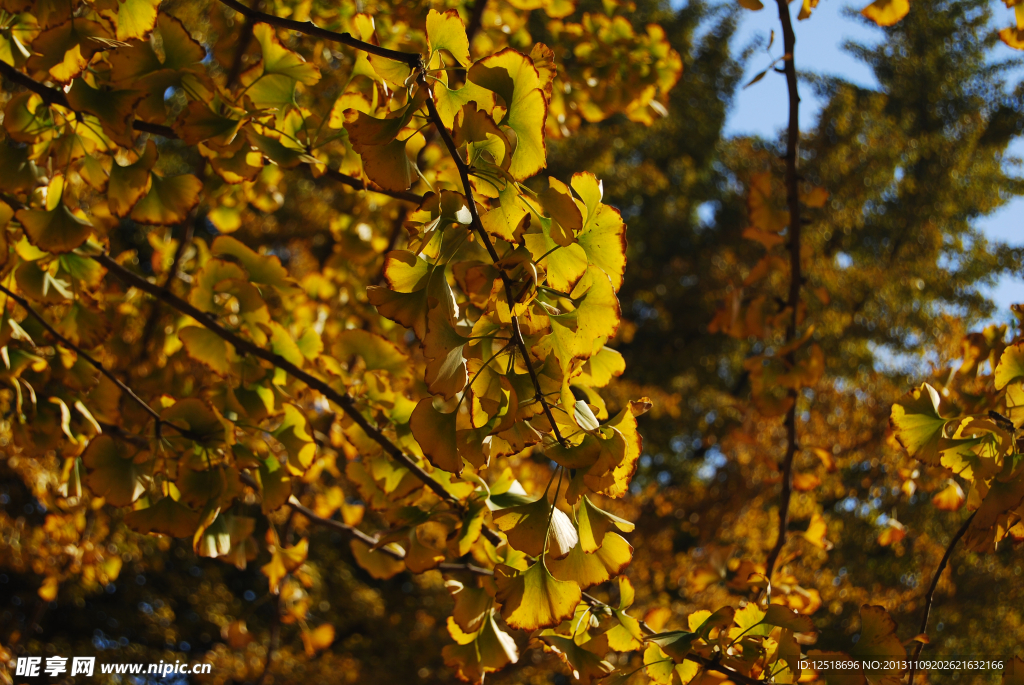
[{"xmin": 0, "ymin": 0, "xmax": 1023, "ymax": 683}]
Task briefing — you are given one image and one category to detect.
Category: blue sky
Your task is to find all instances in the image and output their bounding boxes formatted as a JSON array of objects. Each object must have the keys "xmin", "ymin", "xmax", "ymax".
[{"xmin": 698, "ymin": 0, "xmax": 1024, "ymax": 320}]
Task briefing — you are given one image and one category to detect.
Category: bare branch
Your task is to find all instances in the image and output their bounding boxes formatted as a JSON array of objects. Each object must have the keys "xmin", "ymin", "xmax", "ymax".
[
  {"xmin": 215, "ymin": 0, "xmax": 421, "ymax": 65},
  {"xmin": 907, "ymin": 512, "xmax": 976, "ymax": 684},
  {"xmin": 0, "ymin": 282, "xmax": 195, "ymax": 440},
  {"xmin": 764, "ymin": 0, "xmax": 803, "ymax": 581},
  {"xmin": 93, "ymin": 253, "xmax": 466, "ymax": 508}
]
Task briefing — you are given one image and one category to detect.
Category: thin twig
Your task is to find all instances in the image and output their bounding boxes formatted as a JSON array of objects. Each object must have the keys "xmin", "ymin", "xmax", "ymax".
[
  {"xmin": 94, "ymin": 254, "xmax": 460, "ymax": 505},
  {"xmin": 0, "ymin": 61, "xmax": 421, "ymax": 204},
  {"xmin": 417, "ymin": 73, "xmax": 569, "ymax": 449},
  {"xmin": 764, "ymin": 0, "xmax": 803, "ymax": 581},
  {"xmin": 215, "ymin": 0, "xmax": 421, "ymax": 65},
  {"xmin": 0, "ymin": 282, "xmax": 195, "ymax": 440},
  {"xmin": 907, "ymin": 512, "xmax": 976, "ymax": 684}
]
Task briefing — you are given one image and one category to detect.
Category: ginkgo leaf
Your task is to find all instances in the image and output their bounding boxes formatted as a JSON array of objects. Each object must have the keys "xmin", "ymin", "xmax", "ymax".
[
  {"xmin": 493, "ymin": 496, "xmax": 578, "ymax": 558},
  {"xmin": 175, "ymin": 101, "xmax": 246, "ymax": 147},
  {"xmin": 995, "ymin": 343, "xmax": 1024, "ymax": 390},
  {"xmin": 577, "ymin": 495, "xmax": 635, "ymax": 553},
  {"xmin": 180, "ymin": 326, "xmax": 234, "ymax": 375},
  {"xmin": 761, "ymin": 604, "xmax": 816, "ymax": 633},
  {"xmin": 211, "ymin": 236, "xmax": 292, "ymax": 290},
  {"xmin": 850, "ymin": 605, "xmax": 906, "ymax": 685},
  {"xmin": 860, "ymin": 0, "xmax": 910, "ymax": 26},
  {"xmin": 890, "ymin": 383, "xmax": 946, "ymax": 465},
  {"xmin": 426, "ymin": 9, "xmax": 471, "ymax": 66},
  {"xmin": 424, "ymin": 306, "xmax": 471, "ymax": 398},
  {"xmin": 333, "ymin": 329, "xmax": 410, "ymax": 377},
  {"xmin": 28, "ymin": 19, "xmax": 110, "ymax": 83},
  {"xmin": 524, "ymin": 217, "xmax": 588, "ymax": 293},
  {"xmin": 447, "ymin": 580, "xmax": 493, "ymax": 634},
  {"xmin": 108, "ymin": 140, "xmax": 157, "ymax": 217},
  {"xmin": 932, "ymin": 480, "xmax": 965, "ymax": 511},
  {"xmin": 65, "ymin": 79, "xmax": 144, "ymax": 147},
  {"xmin": 435, "ymin": 82, "xmax": 496, "ymax": 130},
  {"xmin": 546, "ymin": 532, "xmax": 633, "ymax": 589},
  {"xmin": 494, "ymin": 562, "xmax": 581, "ymax": 631},
  {"xmin": 82, "ymin": 436, "xmax": 152, "ymax": 507},
  {"xmin": 350, "ymin": 539, "xmax": 405, "ymax": 580},
  {"xmin": 468, "ymin": 49, "xmax": 548, "ymax": 180},
  {"xmin": 242, "ymin": 24, "xmax": 321, "ymax": 107},
  {"xmin": 113, "ymin": 0, "xmax": 160, "ymax": 41},
  {"xmin": 124, "ymin": 497, "xmax": 201, "ymax": 538},
  {"xmin": 262, "ymin": 537, "xmax": 309, "ymax": 592},
  {"xmin": 16, "ymin": 204, "xmax": 93, "ymax": 254},
  {"xmin": 131, "ymin": 174, "xmax": 203, "ymax": 225},
  {"xmin": 442, "ymin": 612, "xmax": 519, "ymax": 683},
  {"xmin": 410, "ymin": 398, "xmax": 461, "ymax": 474},
  {"xmin": 274, "ymin": 404, "xmax": 317, "ymax": 471},
  {"xmin": 542, "ymin": 635, "xmax": 615, "ymax": 685}
]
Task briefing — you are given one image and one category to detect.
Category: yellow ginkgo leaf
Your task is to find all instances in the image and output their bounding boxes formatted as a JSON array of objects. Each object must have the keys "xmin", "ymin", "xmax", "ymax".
[
  {"xmin": 442, "ymin": 612, "xmax": 519, "ymax": 682},
  {"xmin": 125, "ymin": 497, "xmax": 200, "ymax": 538},
  {"xmin": 426, "ymin": 9, "xmax": 471, "ymax": 66},
  {"xmin": 410, "ymin": 398, "xmax": 461, "ymax": 474},
  {"xmin": 860, "ymin": 0, "xmax": 910, "ymax": 26},
  {"xmin": 493, "ymin": 496, "xmax": 579, "ymax": 558},
  {"xmin": 113, "ymin": 0, "xmax": 160, "ymax": 41},
  {"xmin": 130, "ymin": 174, "xmax": 203, "ymax": 225},
  {"xmin": 546, "ymin": 532, "xmax": 633, "ymax": 589},
  {"xmin": 932, "ymin": 480, "xmax": 966, "ymax": 511},
  {"xmin": 262, "ymin": 537, "xmax": 309, "ymax": 592},
  {"xmin": 494, "ymin": 562, "xmax": 581, "ymax": 631},
  {"xmin": 16, "ymin": 203, "xmax": 93, "ymax": 254},
  {"xmin": 350, "ymin": 539, "xmax": 405, "ymax": 580},
  {"xmin": 577, "ymin": 495, "xmax": 635, "ymax": 553},
  {"xmin": 468, "ymin": 49, "xmax": 548, "ymax": 180}
]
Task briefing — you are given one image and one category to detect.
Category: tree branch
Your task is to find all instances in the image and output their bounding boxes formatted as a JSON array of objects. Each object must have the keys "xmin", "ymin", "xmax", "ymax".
[
  {"xmin": 215, "ymin": 0, "xmax": 421, "ymax": 65},
  {"xmin": 0, "ymin": 60, "xmax": 420, "ymax": 204},
  {"xmin": 907, "ymin": 512, "xmax": 976, "ymax": 684},
  {"xmin": 417, "ymin": 72, "xmax": 570, "ymax": 449},
  {"xmin": 0, "ymin": 282, "xmax": 195, "ymax": 440},
  {"xmin": 238, "ymin": 472, "xmax": 494, "ymax": 573},
  {"xmin": 466, "ymin": 0, "xmax": 488, "ymax": 46},
  {"xmin": 579, "ymin": 592, "xmax": 764, "ymax": 685},
  {"xmin": 93, "ymin": 252, "xmax": 472, "ymax": 509},
  {"xmin": 764, "ymin": 0, "xmax": 803, "ymax": 581}
]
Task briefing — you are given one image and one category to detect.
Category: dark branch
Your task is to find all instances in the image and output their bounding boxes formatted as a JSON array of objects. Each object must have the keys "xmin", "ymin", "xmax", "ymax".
[
  {"xmin": 907, "ymin": 512, "xmax": 976, "ymax": 684},
  {"xmin": 466, "ymin": 0, "xmax": 488, "ymax": 46},
  {"xmin": 94, "ymin": 252, "xmax": 467, "ymax": 508},
  {"xmin": 0, "ymin": 282, "xmax": 195, "ymax": 440},
  {"xmin": 764, "ymin": 0, "xmax": 803, "ymax": 581},
  {"xmin": 215, "ymin": 0, "xmax": 421, "ymax": 65},
  {"xmin": 323, "ymin": 168, "xmax": 425, "ymax": 204},
  {"xmin": 418, "ymin": 72, "xmax": 570, "ymax": 449}
]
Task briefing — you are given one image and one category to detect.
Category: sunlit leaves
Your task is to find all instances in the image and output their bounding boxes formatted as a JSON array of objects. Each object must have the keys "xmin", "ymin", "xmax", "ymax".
[
  {"xmin": 426, "ymin": 9, "xmax": 471, "ymax": 67},
  {"xmin": 242, "ymin": 24, "xmax": 321, "ymax": 108},
  {"xmin": 468, "ymin": 49, "xmax": 548, "ymax": 180},
  {"xmin": 890, "ymin": 383, "xmax": 946, "ymax": 465},
  {"xmin": 494, "ymin": 562, "xmax": 581, "ymax": 631}
]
